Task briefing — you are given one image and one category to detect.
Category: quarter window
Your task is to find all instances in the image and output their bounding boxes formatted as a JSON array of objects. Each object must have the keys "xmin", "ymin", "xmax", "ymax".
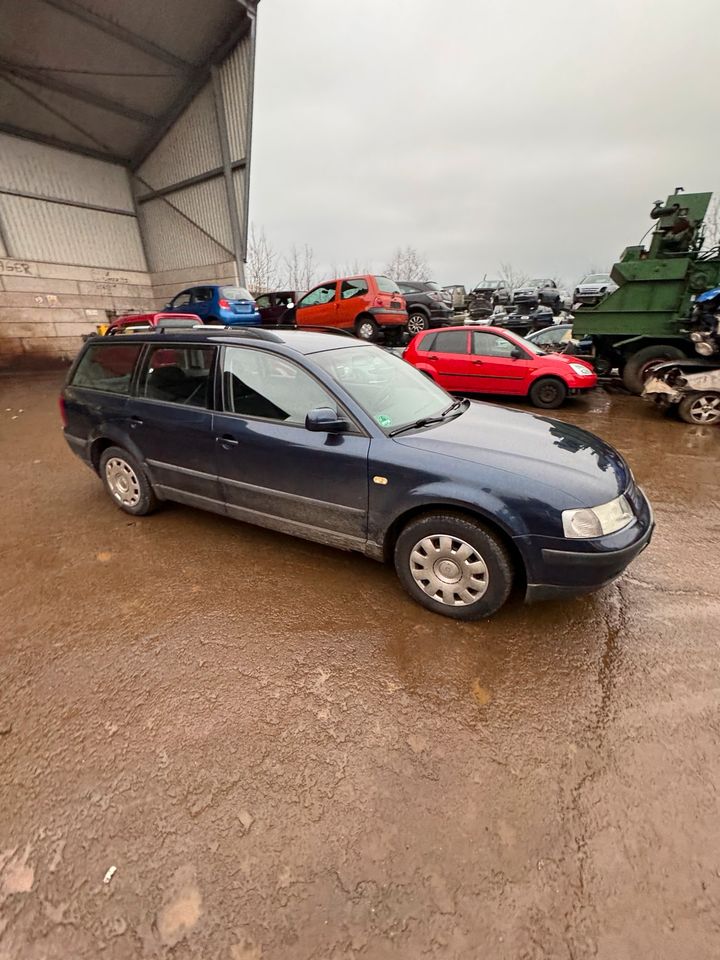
[
  {"xmin": 71, "ymin": 343, "xmax": 143, "ymax": 394},
  {"xmin": 140, "ymin": 344, "xmax": 216, "ymax": 407},
  {"xmin": 297, "ymin": 282, "xmax": 337, "ymax": 308},
  {"xmin": 341, "ymin": 278, "xmax": 369, "ymax": 300},
  {"xmin": 222, "ymin": 347, "xmax": 338, "ymax": 424}
]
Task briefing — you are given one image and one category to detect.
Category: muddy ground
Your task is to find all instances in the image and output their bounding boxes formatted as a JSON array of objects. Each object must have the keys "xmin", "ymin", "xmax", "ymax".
[{"xmin": 1, "ymin": 371, "xmax": 719, "ymax": 960}]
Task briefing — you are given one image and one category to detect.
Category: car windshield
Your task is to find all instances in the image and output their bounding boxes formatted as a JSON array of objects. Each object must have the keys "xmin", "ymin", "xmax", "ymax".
[
  {"xmin": 515, "ymin": 335, "xmax": 545, "ymax": 355},
  {"xmin": 582, "ymin": 274, "xmax": 611, "ymax": 284},
  {"xmin": 476, "ymin": 280, "xmax": 501, "ymax": 290},
  {"xmin": 424, "ymin": 281, "xmax": 442, "ymax": 291},
  {"xmin": 530, "ymin": 279, "xmax": 552, "ymax": 287},
  {"xmin": 312, "ymin": 345, "xmax": 453, "ymax": 433},
  {"xmin": 374, "ymin": 276, "xmax": 400, "ymax": 294},
  {"xmin": 221, "ymin": 286, "xmax": 253, "ymax": 301}
]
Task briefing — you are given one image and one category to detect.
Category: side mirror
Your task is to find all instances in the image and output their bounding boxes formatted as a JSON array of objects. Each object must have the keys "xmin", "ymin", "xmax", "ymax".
[
  {"xmin": 510, "ymin": 347, "xmax": 524, "ymax": 359},
  {"xmin": 305, "ymin": 406, "xmax": 348, "ymax": 433},
  {"xmin": 164, "ymin": 303, "xmax": 172, "ymax": 310}
]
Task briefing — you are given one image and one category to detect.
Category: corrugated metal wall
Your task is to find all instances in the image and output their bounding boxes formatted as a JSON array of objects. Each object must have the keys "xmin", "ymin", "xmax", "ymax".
[
  {"xmin": 133, "ymin": 32, "xmax": 254, "ymax": 279},
  {"xmin": 0, "ymin": 134, "xmax": 146, "ymax": 271}
]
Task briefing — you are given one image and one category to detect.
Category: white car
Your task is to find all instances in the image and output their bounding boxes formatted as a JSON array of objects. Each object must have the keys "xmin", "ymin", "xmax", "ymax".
[{"xmin": 574, "ymin": 273, "xmax": 618, "ymax": 306}]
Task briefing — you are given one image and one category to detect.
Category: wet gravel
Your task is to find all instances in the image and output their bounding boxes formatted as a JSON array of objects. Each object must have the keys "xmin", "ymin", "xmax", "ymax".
[{"xmin": 1, "ymin": 372, "xmax": 719, "ymax": 959}]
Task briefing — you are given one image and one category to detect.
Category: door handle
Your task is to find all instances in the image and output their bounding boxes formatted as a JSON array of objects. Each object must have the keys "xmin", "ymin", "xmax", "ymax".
[
  {"xmin": 472, "ymin": 359, "xmax": 483, "ymax": 365},
  {"xmin": 130, "ymin": 415, "xmax": 143, "ymax": 428},
  {"xmin": 427, "ymin": 354, "xmax": 438, "ymax": 360},
  {"xmin": 217, "ymin": 434, "xmax": 239, "ymax": 447}
]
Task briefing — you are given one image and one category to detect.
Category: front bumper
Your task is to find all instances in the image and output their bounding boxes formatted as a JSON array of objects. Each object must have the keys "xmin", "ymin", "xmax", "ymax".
[{"xmin": 519, "ymin": 487, "xmax": 654, "ymax": 602}]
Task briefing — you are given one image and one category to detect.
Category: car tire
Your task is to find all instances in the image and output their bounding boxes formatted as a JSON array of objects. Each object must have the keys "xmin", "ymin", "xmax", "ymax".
[
  {"xmin": 678, "ymin": 392, "xmax": 720, "ymax": 425},
  {"xmin": 407, "ymin": 311, "xmax": 430, "ymax": 335},
  {"xmin": 99, "ymin": 446, "xmax": 158, "ymax": 516},
  {"xmin": 394, "ymin": 512, "xmax": 514, "ymax": 620},
  {"xmin": 622, "ymin": 345, "xmax": 685, "ymax": 395},
  {"xmin": 355, "ymin": 316, "xmax": 380, "ymax": 341},
  {"xmin": 528, "ymin": 377, "xmax": 568, "ymax": 408}
]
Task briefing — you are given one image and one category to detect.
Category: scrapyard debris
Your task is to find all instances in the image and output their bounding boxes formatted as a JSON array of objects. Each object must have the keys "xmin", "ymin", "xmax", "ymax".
[{"xmin": 103, "ymin": 865, "xmax": 117, "ymax": 884}]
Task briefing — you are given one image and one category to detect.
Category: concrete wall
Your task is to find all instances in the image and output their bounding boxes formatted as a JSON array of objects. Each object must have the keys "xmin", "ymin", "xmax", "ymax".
[
  {"xmin": 0, "ymin": 257, "xmax": 155, "ymax": 368},
  {"xmin": 150, "ymin": 260, "xmax": 238, "ymax": 310}
]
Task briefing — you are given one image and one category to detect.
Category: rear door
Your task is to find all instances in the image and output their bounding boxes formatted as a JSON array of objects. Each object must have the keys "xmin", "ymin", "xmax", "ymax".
[
  {"xmin": 336, "ymin": 278, "xmax": 370, "ymax": 329},
  {"xmin": 469, "ymin": 331, "xmax": 534, "ymax": 394},
  {"xmin": 128, "ymin": 342, "xmax": 222, "ymax": 506},
  {"xmin": 295, "ymin": 281, "xmax": 339, "ymax": 328},
  {"xmin": 213, "ymin": 345, "xmax": 370, "ymax": 545},
  {"xmin": 418, "ymin": 329, "xmax": 472, "ymax": 390},
  {"xmin": 190, "ymin": 287, "xmax": 214, "ymax": 322}
]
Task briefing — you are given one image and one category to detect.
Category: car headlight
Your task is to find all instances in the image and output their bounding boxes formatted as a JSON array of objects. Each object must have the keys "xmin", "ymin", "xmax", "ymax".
[
  {"xmin": 570, "ymin": 362, "xmax": 592, "ymax": 376},
  {"xmin": 562, "ymin": 494, "xmax": 633, "ymax": 539}
]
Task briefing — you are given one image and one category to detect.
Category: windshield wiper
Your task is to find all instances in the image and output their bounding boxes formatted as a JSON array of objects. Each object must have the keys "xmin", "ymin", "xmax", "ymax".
[{"xmin": 389, "ymin": 398, "xmax": 468, "ymax": 437}]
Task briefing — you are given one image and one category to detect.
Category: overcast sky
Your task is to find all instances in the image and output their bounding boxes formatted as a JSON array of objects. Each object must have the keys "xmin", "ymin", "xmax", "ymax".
[{"xmin": 249, "ymin": 0, "xmax": 720, "ymax": 288}]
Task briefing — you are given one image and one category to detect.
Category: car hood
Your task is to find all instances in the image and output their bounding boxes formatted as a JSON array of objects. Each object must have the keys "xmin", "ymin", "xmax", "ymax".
[{"xmin": 393, "ymin": 401, "xmax": 630, "ymax": 506}]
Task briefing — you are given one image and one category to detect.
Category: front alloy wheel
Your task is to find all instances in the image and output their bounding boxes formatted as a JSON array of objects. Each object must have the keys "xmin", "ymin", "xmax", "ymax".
[
  {"xmin": 407, "ymin": 312, "xmax": 430, "ymax": 335},
  {"xmin": 678, "ymin": 392, "xmax": 720, "ymax": 425}
]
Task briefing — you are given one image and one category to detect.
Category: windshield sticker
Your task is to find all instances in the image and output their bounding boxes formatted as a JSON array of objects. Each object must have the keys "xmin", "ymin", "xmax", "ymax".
[{"xmin": 377, "ymin": 414, "xmax": 392, "ymax": 428}]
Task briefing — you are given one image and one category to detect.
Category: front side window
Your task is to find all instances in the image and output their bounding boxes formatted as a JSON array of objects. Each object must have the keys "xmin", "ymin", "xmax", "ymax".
[
  {"xmin": 223, "ymin": 347, "xmax": 339, "ymax": 424},
  {"xmin": 297, "ymin": 282, "xmax": 337, "ymax": 308},
  {"xmin": 472, "ymin": 332, "xmax": 519, "ymax": 358},
  {"xmin": 433, "ymin": 330, "xmax": 469, "ymax": 354},
  {"xmin": 255, "ymin": 295, "xmax": 271, "ymax": 309},
  {"xmin": 341, "ymin": 278, "xmax": 369, "ymax": 300},
  {"xmin": 140, "ymin": 344, "xmax": 216, "ymax": 407},
  {"xmin": 71, "ymin": 343, "xmax": 143, "ymax": 394},
  {"xmin": 171, "ymin": 291, "xmax": 192, "ymax": 308}
]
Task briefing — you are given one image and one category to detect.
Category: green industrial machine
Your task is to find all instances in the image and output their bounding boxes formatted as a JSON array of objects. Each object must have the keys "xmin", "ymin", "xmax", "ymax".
[{"xmin": 573, "ymin": 190, "xmax": 720, "ymax": 393}]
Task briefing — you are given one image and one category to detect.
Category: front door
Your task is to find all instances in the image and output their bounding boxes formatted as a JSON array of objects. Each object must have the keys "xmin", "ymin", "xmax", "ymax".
[
  {"xmin": 213, "ymin": 344, "xmax": 370, "ymax": 547},
  {"xmin": 295, "ymin": 281, "xmax": 339, "ymax": 328},
  {"xmin": 468, "ymin": 330, "xmax": 534, "ymax": 394},
  {"xmin": 129, "ymin": 342, "xmax": 222, "ymax": 505},
  {"xmin": 167, "ymin": 289, "xmax": 193, "ymax": 314}
]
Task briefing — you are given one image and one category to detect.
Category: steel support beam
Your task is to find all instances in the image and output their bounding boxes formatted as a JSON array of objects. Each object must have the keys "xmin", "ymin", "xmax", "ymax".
[
  {"xmin": 0, "ymin": 186, "xmax": 135, "ymax": 217},
  {"xmin": 211, "ymin": 66, "xmax": 245, "ymax": 285},
  {"xmin": 0, "ymin": 122, "xmax": 121, "ymax": 164},
  {"xmin": 0, "ymin": 57, "xmax": 153, "ymax": 124},
  {"xmin": 134, "ymin": 161, "xmax": 246, "ymax": 204},
  {"xmin": 240, "ymin": 9, "xmax": 257, "ymax": 263},
  {"xmin": 38, "ymin": 0, "xmax": 192, "ymax": 73}
]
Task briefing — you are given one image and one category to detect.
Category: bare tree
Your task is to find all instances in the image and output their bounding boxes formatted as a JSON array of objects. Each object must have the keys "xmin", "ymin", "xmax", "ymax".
[
  {"xmin": 497, "ymin": 262, "xmax": 529, "ymax": 292},
  {"xmin": 384, "ymin": 246, "xmax": 431, "ymax": 282},
  {"xmin": 284, "ymin": 243, "xmax": 319, "ymax": 292},
  {"xmin": 245, "ymin": 224, "xmax": 280, "ymax": 293}
]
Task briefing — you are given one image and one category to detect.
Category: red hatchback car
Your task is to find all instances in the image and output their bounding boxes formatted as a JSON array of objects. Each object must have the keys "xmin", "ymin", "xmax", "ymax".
[
  {"xmin": 403, "ymin": 325, "xmax": 597, "ymax": 408},
  {"xmin": 294, "ymin": 275, "xmax": 407, "ymax": 342}
]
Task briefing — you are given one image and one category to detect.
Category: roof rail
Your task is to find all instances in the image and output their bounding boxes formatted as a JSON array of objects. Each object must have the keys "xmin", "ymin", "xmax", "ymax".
[{"xmin": 263, "ymin": 324, "xmax": 357, "ymax": 338}]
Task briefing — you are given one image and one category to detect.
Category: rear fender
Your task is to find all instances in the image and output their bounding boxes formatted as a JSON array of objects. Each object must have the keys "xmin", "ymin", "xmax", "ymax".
[{"xmin": 88, "ymin": 424, "xmax": 146, "ymax": 474}]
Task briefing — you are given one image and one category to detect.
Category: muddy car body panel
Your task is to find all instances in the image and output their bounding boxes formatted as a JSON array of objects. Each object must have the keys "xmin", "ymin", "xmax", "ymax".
[{"xmin": 61, "ymin": 330, "xmax": 653, "ymax": 616}]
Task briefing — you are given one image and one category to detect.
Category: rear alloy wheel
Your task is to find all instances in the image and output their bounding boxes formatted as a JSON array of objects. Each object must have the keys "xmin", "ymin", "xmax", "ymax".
[
  {"xmin": 529, "ymin": 377, "xmax": 568, "ymax": 409},
  {"xmin": 99, "ymin": 446, "xmax": 157, "ymax": 516},
  {"xmin": 394, "ymin": 513, "xmax": 513, "ymax": 620},
  {"xmin": 407, "ymin": 311, "xmax": 430, "ymax": 335},
  {"xmin": 355, "ymin": 316, "xmax": 379, "ymax": 341},
  {"xmin": 678, "ymin": 392, "xmax": 720, "ymax": 425}
]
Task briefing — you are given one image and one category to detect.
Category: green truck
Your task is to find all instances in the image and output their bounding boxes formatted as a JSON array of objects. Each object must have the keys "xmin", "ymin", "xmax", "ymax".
[{"xmin": 573, "ymin": 190, "xmax": 720, "ymax": 393}]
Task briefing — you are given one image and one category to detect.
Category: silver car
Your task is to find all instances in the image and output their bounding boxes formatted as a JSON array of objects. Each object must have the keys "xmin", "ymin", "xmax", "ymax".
[{"xmin": 574, "ymin": 273, "xmax": 618, "ymax": 306}]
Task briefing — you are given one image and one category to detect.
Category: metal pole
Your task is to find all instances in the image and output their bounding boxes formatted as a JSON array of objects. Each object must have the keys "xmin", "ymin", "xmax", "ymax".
[
  {"xmin": 211, "ymin": 64, "xmax": 245, "ymax": 285},
  {"xmin": 241, "ymin": 4, "xmax": 257, "ymax": 264}
]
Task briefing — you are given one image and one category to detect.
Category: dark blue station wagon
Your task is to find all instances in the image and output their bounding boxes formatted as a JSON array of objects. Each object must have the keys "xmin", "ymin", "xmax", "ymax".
[{"xmin": 60, "ymin": 329, "xmax": 654, "ymax": 620}]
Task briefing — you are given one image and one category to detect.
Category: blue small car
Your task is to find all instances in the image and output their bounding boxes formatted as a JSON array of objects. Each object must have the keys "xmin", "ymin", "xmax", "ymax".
[
  {"xmin": 164, "ymin": 284, "xmax": 261, "ymax": 326},
  {"xmin": 60, "ymin": 328, "xmax": 654, "ymax": 620}
]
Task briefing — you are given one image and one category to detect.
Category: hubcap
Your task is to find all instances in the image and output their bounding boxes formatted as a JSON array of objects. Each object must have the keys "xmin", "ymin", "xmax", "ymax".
[
  {"xmin": 358, "ymin": 322, "xmax": 374, "ymax": 340},
  {"xmin": 105, "ymin": 457, "xmax": 141, "ymax": 506},
  {"xmin": 409, "ymin": 535, "xmax": 489, "ymax": 606},
  {"xmin": 408, "ymin": 315, "xmax": 426, "ymax": 334},
  {"xmin": 689, "ymin": 394, "xmax": 720, "ymax": 423}
]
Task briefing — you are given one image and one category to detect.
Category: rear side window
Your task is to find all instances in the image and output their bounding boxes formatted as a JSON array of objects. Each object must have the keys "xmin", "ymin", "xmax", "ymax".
[
  {"xmin": 433, "ymin": 330, "xmax": 469, "ymax": 354},
  {"xmin": 374, "ymin": 276, "xmax": 400, "ymax": 294},
  {"xmin": 192, "ymin": 287, "xmax": 213, "ymax": 303},
  {"xmin": 140, "ymin": 344, "xmax": 216, "ymax": 407},
  {"xmin": 341, "ymin": 278, "xmax": 369, "ymax": 300},
  {"xmin": 71, "ymin": 343, "xmax": 143, "ymax": 394}
]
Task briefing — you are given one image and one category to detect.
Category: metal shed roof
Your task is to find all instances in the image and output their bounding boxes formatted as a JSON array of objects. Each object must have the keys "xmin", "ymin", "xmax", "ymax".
[{"xmin": 0, "ymin": 0, "xmax": 257, "ymax": 167}]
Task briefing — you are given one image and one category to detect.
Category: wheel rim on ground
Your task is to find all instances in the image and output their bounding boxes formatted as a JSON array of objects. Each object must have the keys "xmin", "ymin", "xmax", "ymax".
[
  {"xmin": 357, "ymin": 321, "xmax": 375, "ymax": 340},
  {"xmin": 407, "ymin": 314, "xmax": 428, "ymax": 334},
  {"xmin": 688, "ymin": 395, "xmax": 720, "ymax": 424},
  {"xmin": 105, "ymin": 457, "xmax": 141, "ymax": 506},
  {"xmin": 409, "ymin": 534, "xmax": 489, "ymax": 606},
  {"xmin": 537, "ymin": 381, "xmax": 561, "ymax": 404}
]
